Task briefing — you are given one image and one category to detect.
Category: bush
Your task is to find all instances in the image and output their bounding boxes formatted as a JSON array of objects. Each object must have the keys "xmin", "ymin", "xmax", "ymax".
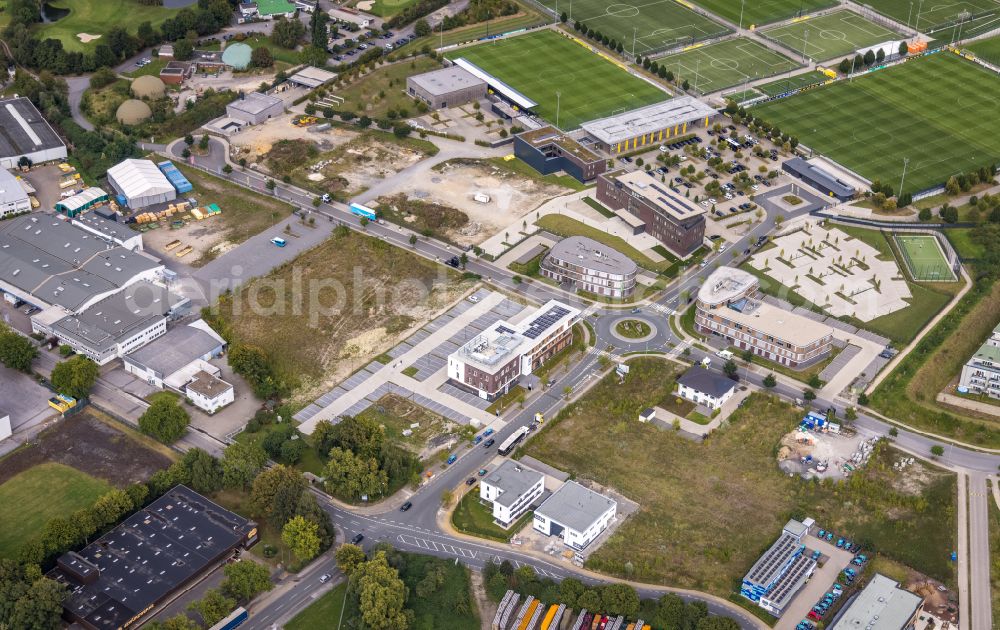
[{"xmin": 139, "ymin": 396, "xmax": 190, "ymax": 444}]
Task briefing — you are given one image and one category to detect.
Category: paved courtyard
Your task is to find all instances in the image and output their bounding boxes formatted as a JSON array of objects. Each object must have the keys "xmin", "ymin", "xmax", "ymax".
[
  {"xmin": 295, "ymin": 289, "xmax": 536, "ymax": 434},
  {"xmin": 748, "ymin": 219, "xmax": 910, "ymax": 322}
]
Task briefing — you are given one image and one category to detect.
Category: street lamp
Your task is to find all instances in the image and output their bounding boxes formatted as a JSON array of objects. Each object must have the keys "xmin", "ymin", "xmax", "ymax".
[{"xmin": 555, "ymin": 91, "xmax": 561, "ymax": 129}]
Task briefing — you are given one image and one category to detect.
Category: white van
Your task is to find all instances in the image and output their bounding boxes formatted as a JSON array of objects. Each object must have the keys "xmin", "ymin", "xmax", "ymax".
[{"xmin": 717, "ymin": 350, "xmax": 734, "ymax": 360}]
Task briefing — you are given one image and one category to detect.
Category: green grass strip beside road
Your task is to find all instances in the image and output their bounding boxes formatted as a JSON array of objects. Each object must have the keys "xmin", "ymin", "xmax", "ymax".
[
  {"xmin": 286, "ymin": 582, "xmax": 347, "ymax": 630},
  {"xmin": 451, "ymin": 489, "xmax": 533, "ymax": 542}
]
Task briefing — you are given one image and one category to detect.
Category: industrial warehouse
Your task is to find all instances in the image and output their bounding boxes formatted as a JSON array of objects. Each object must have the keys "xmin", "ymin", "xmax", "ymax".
[
  {"xmin": 0, "ymin": 96, "xmax": 68, "ymax": 169},
  {"xmin": 48, "ymin": 486, "xmax": 257, "ymax": 630},
  {"xmin": 581, "ymin": 97, "xmax": 717, "ymax": 154}
]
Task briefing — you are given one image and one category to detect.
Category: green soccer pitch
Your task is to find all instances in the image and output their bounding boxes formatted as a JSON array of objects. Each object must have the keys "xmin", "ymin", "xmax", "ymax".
[
  {"xmin": 658, "ymin": 38, "xmax": 800, "ymax": 94},
  {"xmin": 863, "ymin": 0, "xmax": 999, "ymax": 31},
  {"xmin": 969, "ymin": 33, "xmax": 1000, "ymax": 63},
  {"xmin": 445, "ymin": 31, "xmax": 668, "ymax": 130},
  {"xmin": 761, "ymin": 10, "xmax": 904, "ymax": 62},
  {"xmin": 895, "ymin": 234, "xmax": 956, "ymax": 281},
  {"xmin": 752, "ymin": 52, "xmax": 1000, "ymax": 195},
  {"xmin": 537, "ymin": 0, "xmax": 730, "ymax": 55},
  {"xmin": 755, "ymin": 70, "xmax": 830, "ymax": 96},
  {"xmin": 689, "ymin": 0, "xmax": 836, "ymax": 27}
]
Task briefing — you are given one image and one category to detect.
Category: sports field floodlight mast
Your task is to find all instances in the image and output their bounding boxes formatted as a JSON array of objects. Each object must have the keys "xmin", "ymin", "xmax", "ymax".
[
  {"xmin": 556, "ymin": 91, "xmax": 561, "ymax": 129},
  {"xmin": 899, "ymin": 157, "xmax": 910, "ymax": 197}
]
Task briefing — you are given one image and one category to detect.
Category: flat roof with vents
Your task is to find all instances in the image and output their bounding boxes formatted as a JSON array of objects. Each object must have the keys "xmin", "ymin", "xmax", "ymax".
[
  {"xmin": 48, "ymin": 485, "xmax": 256, "ymax": 630},
  {"xmin": 546, "ymin": 235, "xmax": 638, "ymax": 277},
  {"xmin": 830, "ymin": 573, "xmax": 923, "ymax": 630},
  {"xmin": 607, "ymin": 169, "xmax": 707, "ymax": 222},
  {"xmin": 0, "ymin": 96, "xmax": 66, "ymax": 158},
  {"xmin": 581, "ymin": 96, "xmax": 716, "ymax": 145}
]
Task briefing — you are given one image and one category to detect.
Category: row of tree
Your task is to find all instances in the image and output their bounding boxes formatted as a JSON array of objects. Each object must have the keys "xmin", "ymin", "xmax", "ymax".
[{"xmin": 148, "ymin": 557, "xmax": 273, "ymax": 629}]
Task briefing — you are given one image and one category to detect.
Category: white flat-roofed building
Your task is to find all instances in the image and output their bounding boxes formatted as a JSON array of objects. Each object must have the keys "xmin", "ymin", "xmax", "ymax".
[
  {"xmin": 0, "ymin": 168, "xmax": 30, "ymax": 219},
  {"xmin": 406, "ymin": 66, "xmax": 487, "ymax": 109},
  {"xmin": 533, "ymin": 481, "xmax": 616, "ymax": 550},
  {"xmin": 226, "ymin": 91, "xmax": 285, "ymax": 125},
  {"xmin": 107, "ymin": 159, "xmax": 176, "ymax": 209},
  {"xmin": 480, "ymin": 459, "xmax": 545, "ymax": 528},
  {"xmin": 581, "ymin": 97, "xmax": 717, "ymax": 153},
  {"xmin": 696, "ymin": 267, "xmax": 834, "ymax": 368},
  {"xmin": 124, "ymin": 319, "xmax": 226, "ymax": 388},
  {"xmin": 959, "ymin": 323, "xmax": 1000, "ymax": 399},
  {"xmin": 540, "ymin": 236, "xmax": 638, "ymax": 299},
  {"xmin": 287, "ymin": 66, "xmax": 338, "ymax": 89},
  {"xmin": 830, "ymin": 573, "xmax": 923, "ymax": 630},
  {"xmin": 72, "ymin": 213, "xmax": 143, "ymax": 252},
  {"xmin": 0, "ymin": 97, "xmax": 68, "ymax": 169},
  {"xmin": 448, "ymin": 300, "xmax": 580, "ymax": 400}
]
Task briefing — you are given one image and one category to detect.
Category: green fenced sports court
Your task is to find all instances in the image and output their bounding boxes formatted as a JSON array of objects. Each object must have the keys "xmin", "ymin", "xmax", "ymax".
[
  {"xmin": 755, "ymin": 69, "xmax": 831, "ymax": 96},
  {"xmin": 657, "ymin": 38, "xmax": 800, "ymax": 94},
  {"xmin": 862, "ymin": 0, "xmax": 1000, "ymax": 31},
  {"xmin": 445, "ymin": 31, "xmax": 668, "ymax": 130},
  {"xmin": 536, "ymin": 0, "xmax": 730, "ymax": 55},
  {"xmin": 895, "ymin": 234, "xmax": 956, "ymax": 281},
  {"xmin": 968, "ymin": 33, "xmax": 1000, "ymax": 63},
  {"xmin": 752, "ymin": 52, "xmax": 1000, "ymax": 195},
  {"xmin": 689, "ymin": 0, "xmax": 837, "ymax": 27},
  {"xmin": 761, "ymin": 10, "xmax": 903, "ymax": 62}
]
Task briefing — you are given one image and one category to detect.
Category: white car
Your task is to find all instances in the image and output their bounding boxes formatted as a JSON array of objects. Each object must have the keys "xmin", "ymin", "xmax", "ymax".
[
  {"xmin": 700, "ymin": 200, "xmax": 710, "ymax": 208},
  {"xmin": 709, "ymin": 198, "xmax": 717, "ymax": 204},
  {"xmin": 468, "ymin": 295, "xmax": 480, "ymax": 303},
  {"xmin": 319, "ymin": 573, "xmax": 332, "ymax": 583},
  {"xmin": 751, "ymin": 184, "xmax": 759, "ymax": 191},
  {"xmin": 659, "ymin": 145, "xmax": 668, "ymax": 152},
  {"xmin": 724, "ymin": 193, "xmax": 734, "ymax": 200},
  {"xmin": 719, "ymin": 244, "xmax": 727, "ymax": 253}
]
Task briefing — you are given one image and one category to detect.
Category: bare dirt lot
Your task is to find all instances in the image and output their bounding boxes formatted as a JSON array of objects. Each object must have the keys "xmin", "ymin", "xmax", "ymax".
[
  {"xmin": 228, "ymin": 114, "xmax": 358, "ymax": 165},
  {"xmin": 0, "ymin": 409, "xmax": 175, "ymax": 487},
  {"xmin": 392, "ymin": 159, "xmax": 569, "ymax": 246},
  {"xmin": 777, "ymin": 428, "xmax": 876, "ymax": 480}
]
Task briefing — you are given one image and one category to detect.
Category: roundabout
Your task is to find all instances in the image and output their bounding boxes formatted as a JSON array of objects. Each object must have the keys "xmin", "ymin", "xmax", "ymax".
[
  {"xmin": 614, "ymin": 318, "xmax": 653, "ymax": 340},
  {"xmin": 594, "ymin": 310, "xmax": 670, "ymax": 352}
]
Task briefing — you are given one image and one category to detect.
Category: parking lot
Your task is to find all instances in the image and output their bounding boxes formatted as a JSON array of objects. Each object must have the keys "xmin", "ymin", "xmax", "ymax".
[
  {"xmin": 0, "ymin": 364, "xmax": 56, "ymax": 436},
  {"xmin": 776, "ymin": 532, "xmax": 855, "ymax": 630}
]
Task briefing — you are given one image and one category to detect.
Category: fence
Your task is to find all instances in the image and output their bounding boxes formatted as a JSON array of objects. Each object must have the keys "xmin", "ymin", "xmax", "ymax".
[{"xmin": 890, "ymin": 227, "xmax": 962, "ymax": 281}]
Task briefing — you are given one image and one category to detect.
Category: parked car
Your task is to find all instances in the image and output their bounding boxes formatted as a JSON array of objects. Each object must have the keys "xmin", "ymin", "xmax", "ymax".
[
  {"xmin": 466, "ymin": 477, "xmax": 476, "ymax": 486},
  {"xmin": 400, "ymin": 501, "xmax": 412, "ymax": 511},
  {"xmin": 447, "ymin": 454, "xmax": 457, "ymax": 464},
  {"xmin": 478, "ymin": 468, "xmax": 488, "ymax": 476}
]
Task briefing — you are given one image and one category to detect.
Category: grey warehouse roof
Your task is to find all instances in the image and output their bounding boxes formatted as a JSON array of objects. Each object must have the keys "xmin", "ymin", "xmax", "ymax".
[
  {"xmin": 125, "ymin": 323, "xmax": 224, "ymax": 377},
  {"xmin": 783, "ymin": 157, "xmax": 855, "ymax": 198},
  {"xmin": 831, "ymin": 574, "xmax": 923, "ymax": 630},
  {"xmin": 0, "ymin": 168, "xmax": 29, "ymax": 206},
  {"xmin": 0, "ymin": 97, "xmax": 66, "ymax": 158},
  {"xmin": 228, "ymin": 91, "xmax": 283, "ymax": 116},
  {"xmin": 582, "ymin": 96, "xmax": 716, "ymax": 145},
  {"xmin": 535, "ymin": 481, "xmax": 616, "ymax": 534},
  {"xmin": 546, "ymin": 236, "xmax": 638, "ymax": 278},
  {"xmin": 678, "ymin": 366, "xmax": 736, "ymax": 399},
  {"xmin": 0, "ymin": 215, "xmax": 160, "ymax": 311},
  {"xmin": 486, "ymin": 460, "xmax": 544, "ymax": 508},
  {"xmin": 409, "ymin": 66, "xmax": 485, "ymax": 96},
  {"xmin": 289, "ymin": 66, "xmax": 338, "ymax": 88}
]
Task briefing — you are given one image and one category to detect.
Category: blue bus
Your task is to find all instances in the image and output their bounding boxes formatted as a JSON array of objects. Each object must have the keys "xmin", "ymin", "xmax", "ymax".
[
  {"xmin": 349, "ymin": 202, "xmax": 377, "ymax": 221},
  {"xmin": 209, "ymin": 607, "xmax": 248, "ymax": 630}
]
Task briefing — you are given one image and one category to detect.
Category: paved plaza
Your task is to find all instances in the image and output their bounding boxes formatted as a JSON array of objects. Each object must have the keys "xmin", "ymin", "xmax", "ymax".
[
  {"xmin": 295, "ymin": 289, "xmax": 538, "ymax": 434},
  {"xmin": 748, "ymin": 220, "xmax": 910, "ymax": 322}
]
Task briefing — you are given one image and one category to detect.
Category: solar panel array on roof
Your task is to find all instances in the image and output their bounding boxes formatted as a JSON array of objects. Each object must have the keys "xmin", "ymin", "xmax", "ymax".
[
  {"xmin": 496, "ymin": 325, "xmax": 516, "ymax": 335},
  {"xmin": 746, "ymin": 533, "xmax": 801, "ymax": 585},
  {"xmin": 521, "ymin": 305, "xmax": 571, "ymax": 340}
]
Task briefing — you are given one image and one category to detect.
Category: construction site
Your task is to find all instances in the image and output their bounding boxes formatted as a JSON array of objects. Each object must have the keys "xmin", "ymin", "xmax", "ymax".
[{"xmin": 777, "ymin": 411, "xmax": 879, "ymax": 480}]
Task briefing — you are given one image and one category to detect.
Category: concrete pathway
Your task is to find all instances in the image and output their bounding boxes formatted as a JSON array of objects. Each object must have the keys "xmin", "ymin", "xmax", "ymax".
[
  {"xmin": 935, "ymin": 392, "xmax": 1000, "ymax": 418},
  {"xmin": 298, "ymin": 292, "xmax": 506, "ymax": 432},
  {"xmin": 957, "ymin": 472, "xmax": 970, "ymax": 630},
  {"xmin": 967, "ymin": 472, "xmax": 992, "ymax": 630}
]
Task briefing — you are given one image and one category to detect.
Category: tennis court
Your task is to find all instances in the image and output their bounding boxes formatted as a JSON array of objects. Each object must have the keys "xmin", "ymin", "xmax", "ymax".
[
  {"xmin": 761, "ymin": 10, "xmax": 904, "ymax": 61},
  {"xmin": 657, "ymin": 38, "xmax": 800, "ymax": 94},
  {"xmin": 863, "ymin": 0, "xmax": 999, "ymax": 31},
  {"xmin": 445, "ymin": 31, "xmax": 668, "ymax": 130},
  {"xmin": 895, "ymin": 234, "xmax": 956, "ymax": 281},
  {"xmin": 539, "ymin": 0, "xmax": 730, "ymax": 55},
  {"xmin": 690, "ymin": 0, "xmax": 837, "ymax": 27}
]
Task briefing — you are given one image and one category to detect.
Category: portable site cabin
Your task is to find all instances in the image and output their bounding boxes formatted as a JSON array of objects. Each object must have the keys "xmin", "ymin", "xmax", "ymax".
[{"xmin": 55, "ymin": 187, "xmax": 110, "ymax": 217}]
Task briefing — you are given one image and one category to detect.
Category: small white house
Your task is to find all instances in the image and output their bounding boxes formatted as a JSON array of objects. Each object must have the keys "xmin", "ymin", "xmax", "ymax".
[
  {"xmin": 676, "ymin": 366, "xmax": 736, "ymax": 410},
  {"xmin": 185, "ymin": 370, "xmax": 234, "ymax": 414},
  {"xmin": 479, "ymin": 460, "xmax": 544, "ymax": 528},
  {"xmin": 533, "ymin": 481, "xmax": 617, "ymax": 550}
]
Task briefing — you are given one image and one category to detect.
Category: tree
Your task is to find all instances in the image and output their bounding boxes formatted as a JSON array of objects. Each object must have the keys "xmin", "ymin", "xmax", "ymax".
[
  {"xmin": 838, "ymin": 58, "xmax": 851, "ymax": 74},
  {"xmin": 221, "ymin": 442, "xmax": 267, "ymax": 490},
  {"xmin": 198, "ymin": 134, "xmax": 209, "ymax": 150},
  {"xmin": 899, "ymin": 41, "xmax": 908, "ymax": 56},
  {"xmin": 930, "ymin": 444, "xmax": 945, "ymax": 457},
  {"xmin": 272, "ymin": 18, "xmax": 306, "ymax": 49},
  {"xmin": 763, "ymin": 373, "xmax": 776, "ymax": 388},
  {"xmin": 221, "ymin": 561, "xmax": 272, "ymax": 603},
  {"xmin": 355, "ymin": 551, "xmax": 409, "ymax": 630},
  {"xmin": 807, "ymin": 374, "xmax": 823, "ymax": 389},
  {"xmin": 918, "ymin": 207, "xmax": 932, "ymax": 221},
  {"xmin": 282, "ymin": 515, "xmax": 321, "ymax": 562},
  {"xmin": 324, "ymin": 447, "xmax": 388, "ymax": 500},
  {"xmin": 393, "ymin": 123, "xmax": 412, "ymax": 138},
  {"xmin": 722, "ymin": 359, "xmax": 738, "ymax": 379},
  {"xmin": 0, "ymin": 325, "xmax": 37, "ymax": 372},
  {"xmin": 577, "ymin": 588, "xmax": 601, "ymax": 611},
  {"xmin": 147, "ymin": 613, "xmax": 202, "ymax": 630},
  {"xmin": 600, "ymin": 583, "xmax": 639, "ymax": 616},
  {"xmin": 266, "ymin": 178, "xmax": 276, "ymax": 191},
  {"xmin": 251, "ymin": 45, "xmax": 273, "ymax": 68},
  {"xmin": 863, "ymin": 49, "xmax": 875, "ymax": 66},
  {"xmin": 51, "ymin": 355, "xmax": 98, "ymax": 400},
  {"xmin": 414, "ymin": 18, "xmax": 431, "ymax": 37},
  {"xmin": 309, "ymin": 7, "xmax": 329, "ymax": 49},
  {"xmin": 335, "ymin": 543, "xmax": 367, "ymax": 577},
  {"xmin": 697, "ymin": 617, "xmax": 740, "ymax": 630},
  {"xmin": 682, "ymin": 78, "xmax": 690, "ymax": 91},
  {"xmin": 249, "ymin": 464, "xmax": 305, "ymax": 524},
  {"xmin": 188, "ymin": 588, "xmax": 235, "ymax": 627},
  {"xmin": 184, "ymin": 133, "xmax": 194, "ymax": 146},
  {"xmin": 740, "ymin": 349, "xmax": 754, "ymax": 364},
  {"xmin": 174, "ymin": 39, "xmax": 194, "ymax": 61},
  {"xmin": 875, "ymin": 48, "xmax": 885, "ymax": 64},
  {"xmin": 803, "ymin": 389, "xmax": 817, "ymax": 401},
  {"xmin": 138, "ymin": 396, "xmax": 190, "ymax": 443},
  {"xmin": 9, "ymin": 577, "xmax": 65, "ymax": 630},
  {"xmin": 857, "ymin": 392, "xmax": 869, "ymax": 405},
  {"xmin": 845, "ymin": 406, "xmax": 858, "ymax": 422},
  {"xmin": 945, "ymin": 176, "xmax": 960, "ymax": 195},
  {"xmin": 90, "ymin": 488, "xmax": 134, "ymax": 529},
  {"xmin": 941, "ymin": 204, "xmax": 959, "ymax": 223},
  {"xmin": 182, "ymin": 448, "xmax": 223, "ymax": 494},
  {"xmin": 559, "ymin": 577, "xmax": 585, "ymax": 608}
]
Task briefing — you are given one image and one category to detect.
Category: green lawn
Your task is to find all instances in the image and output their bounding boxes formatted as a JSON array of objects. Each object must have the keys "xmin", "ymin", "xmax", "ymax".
[
  {"xmin": 753, "ymin": 53, "xmax": 1000, "ymax": 195},
  {"xmin": 658, "ymin": 37, "xmax": 800, "ymax": 94},
  {"xmin": 989, "ymin": 480, "xmax": 1000, "ymax": 619},
  {"xmin": 690, "ymin": 0, "xmax": 836, "ymax": 26},
  {"xmin": 540, "ymin": 0, "xmax": 729, "ymax": 55},
  {"xmin": 234, "ymin": 423, "xmax": 326, "ymax": 476},
  {"xmin": 368, "ymin": 0, "xmax": 420, "ymax": 17},
  {"xmin": 754, "ymin": 70, "xmax": 830, "ymax": 96},
  {"xmin": 863, "ymin": 0, "xmax": 999, "ymax": 31},
  {"xmin": 36, "ymin": 0, "xmax": 181, "ymax": 52},
  {"xmin": 522, "ymin": 359, "xmax": 957, "ymax": 593},
  {"xmin": 123, "ymin": 58, "xmax": 169, "ymax": 79},
  {"xmin": 536, "ymin": 214, "xmax": 679, "ymax": 273},
  {"xmin": 337, "ymin": 56, "xmax": 440, "ymax": 118},
  {"xmin": 895, "ymin": 234, "xmax": 956, "ymax": 281},
  {"xmin": 445, "ymin": 30, "xmax": 669, "ymax": 130},
  {"xmin": 398, "ymin": 8, "xmax": 547, "ymax": 53},
  {"xmin": 286, "ymin": 582, "xmax": 347, "ymax": 630},
  {"xmin": 947, "ymin": 228, "xmax": 986, "ymax": 259},
  {"xmin": 451, "ymin": 488, "xmax": 533, "ymax": 542},
  {"xmin": 0, "ymin": 463, "xmax": 111, "ymax": 558},
  {"xmin": 761, "ymin": 10, "xmax": 904, "ymax": 62}
]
